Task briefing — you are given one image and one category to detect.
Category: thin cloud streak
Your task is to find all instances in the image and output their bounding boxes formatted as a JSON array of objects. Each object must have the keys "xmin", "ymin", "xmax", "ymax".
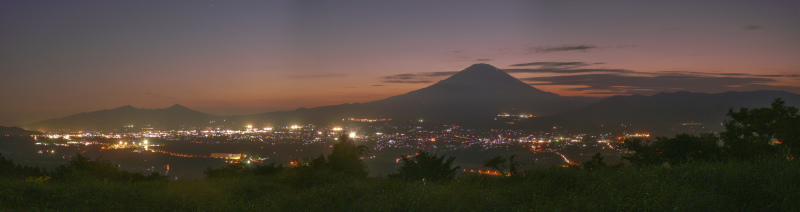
[
  {"xmin": 522, "ymin": 73, "xmax": 785, "ymax": 95},
  {"xmin": 531, "ymin": 45, "xmax": 597, "ymax": 53},
  {"xmin": 383, "ymin": 80, "xmax": 432, "ymax": 84},
  {"xmin": 143, "ymin": 92, "xmax": 174, "ymax": 99},
  {"xmin": 509, "ymin": 62, "xmax": 590, "ymax": 68},
  {"xmin": 742, "ymin": 24, "xmax": 764, "ymax": 31},
  {"xmin": 382, "ymin": 71, "xmax": 458, "ymax": 83},
  {"xmin": 505, "ymin": 68, "xmax": 634, "ymax": 74},
  {"xmin": 288, "ymin": 73, "xmax": 348, "ymax": 79},
  {"xmin": 657, "ymin": 71, "xmax": 800, "ymax": 78}
]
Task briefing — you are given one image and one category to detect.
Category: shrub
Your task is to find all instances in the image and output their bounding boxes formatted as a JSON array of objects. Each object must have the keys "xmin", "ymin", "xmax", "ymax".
[
  {"xmin": 49, "ymin": 153, "xmax": 165, "ymax": 182},
  {"xmin": 390, "ymin": 151, "xmax": 459, "ymax": 183},
  {"xmin": 722, "ymin": 98, "xmax": 800, "ymax": 158}
]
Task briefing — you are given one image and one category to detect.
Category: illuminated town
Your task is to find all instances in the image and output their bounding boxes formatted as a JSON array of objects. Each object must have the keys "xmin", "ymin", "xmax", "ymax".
[{"xmin": 21, "ymin": 119, "xmax": 646, "ymax": 179}]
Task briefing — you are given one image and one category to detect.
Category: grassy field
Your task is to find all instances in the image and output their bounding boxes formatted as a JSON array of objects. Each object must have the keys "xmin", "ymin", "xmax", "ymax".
[{"xmin": 2, "ymin": 158, "xmax": 799, "ymax": 211}]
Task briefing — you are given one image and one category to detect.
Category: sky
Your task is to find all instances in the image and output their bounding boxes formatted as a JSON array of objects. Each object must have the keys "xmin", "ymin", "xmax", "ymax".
[{"xmin": 1, "ymin": 1, "xmax": 799, "ymax": 126}]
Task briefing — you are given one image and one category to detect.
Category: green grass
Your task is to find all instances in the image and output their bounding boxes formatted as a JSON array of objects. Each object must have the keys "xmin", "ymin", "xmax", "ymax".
[{"xmin": 2, "ymin": 158, "xmax": 799, "ymax": 211}]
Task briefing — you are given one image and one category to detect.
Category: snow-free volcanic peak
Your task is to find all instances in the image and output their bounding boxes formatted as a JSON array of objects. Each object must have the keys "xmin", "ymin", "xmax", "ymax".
[
  {"xmin": 410, "ymin": 63, "xmax": 559, "ymax": 98},
  {"xmin": 361, "ymin": 63, "xmax": 572, "ymax": 121}
]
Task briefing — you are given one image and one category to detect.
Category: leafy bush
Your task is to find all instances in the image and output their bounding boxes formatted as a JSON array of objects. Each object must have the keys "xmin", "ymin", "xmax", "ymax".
[
  {"xmin": 0, "ymin": 154, "xmax": 44, "ymax": 179},
  {"xmin": 390, "ymin": 151, "xmax": 459, "ymax": 183},
  {"xmin": 581, "ymin": 152, "xmax": 608, "ymax": 171},
  {"xmin": 483, "ymin": 155, "xmax": 522, "ymax": 176},
  {"xmin": 722, "ymin": 98, "xmax": 800, "ymax": 158},
  {"xmin": 623, "ymin": 133, "xmax": 723, "ymax": 166},
  {"xmin": 49, "ymin": 154, "xmax": 165, "ymax": 182},
  {"xmin": 289, "ymin": 134, "xmax": 369, "ymax": 179},
  {"xmin": 204, "ymin": 162, "xmax": 284, "ymax": 179},
  {"xmin": 325, "ymin": 135, "xmax": 369, "ymax": 178},
  {"xmin": 660, "ymin": 134, "xmax": 723, "ymax": 163}
]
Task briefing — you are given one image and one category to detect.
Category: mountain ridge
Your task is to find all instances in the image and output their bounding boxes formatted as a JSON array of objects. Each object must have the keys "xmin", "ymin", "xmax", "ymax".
[
  {"xmin": 549, "ymin": 90, "xmax": 800, "ymax": 135},
  {"xmin": 20, "ymin": 64, "xmax": 800, "ymax": 133},
  {"xmin": 25, "ymin": 104, "xmax": 219, "ymax": 132}
]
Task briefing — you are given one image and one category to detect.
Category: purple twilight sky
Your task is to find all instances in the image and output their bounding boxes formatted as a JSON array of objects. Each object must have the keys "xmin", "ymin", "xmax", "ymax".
[{"xmin": 1, "ymin": 1, "xmax": 799, "ymax": 126}]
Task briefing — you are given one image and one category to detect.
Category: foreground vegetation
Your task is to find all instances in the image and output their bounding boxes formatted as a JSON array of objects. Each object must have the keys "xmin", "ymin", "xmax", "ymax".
[
  {"xmin": 1, "ymin": 98, "xmax": 798, "ymax": 211},
  {"xmin": 1, "ymin": 158, "xmax": 798, "ymax": 211}
]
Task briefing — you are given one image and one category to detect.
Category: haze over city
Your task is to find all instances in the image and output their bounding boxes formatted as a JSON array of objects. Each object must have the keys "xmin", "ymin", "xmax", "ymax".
[
  {"xmin": 2, "ymin": 1, "xmax": 799, "ymax": 126},
  {"xmin": 3, "ymin": 1, "xmax": 800, "ymax": 211}
]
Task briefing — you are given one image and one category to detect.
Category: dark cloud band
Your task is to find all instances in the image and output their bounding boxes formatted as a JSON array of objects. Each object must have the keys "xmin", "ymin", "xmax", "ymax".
[
  {"xmin": 505, "ymin": 68, "xmax": 634, "ymax": 74},
  {"xmin": 509, "ymin": 62, "xmax": 589, "ymax": 68},
  {"xmin": 288, "ymin": 73, "xmax": 347, "ymax": 79},
  {"xmin": 532, "ymin": 45, "xmax": 597, "ymax": 53},
  {"xmin": 523, "ymin": 73, "xmax": 783, "ymax": 95}
]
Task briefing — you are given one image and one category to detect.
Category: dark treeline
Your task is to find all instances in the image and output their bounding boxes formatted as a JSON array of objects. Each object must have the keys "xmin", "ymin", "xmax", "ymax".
[
  {"xmin": 621, "ymin": 98, "xmax": 800, "ymax": 167},
  {"xmin": 1, "ymin": 98, "xmax": 799, "ymax": 210},
  {"xmin": 0, "ymin": 153, "xmax": 166, "ymax": 182}
]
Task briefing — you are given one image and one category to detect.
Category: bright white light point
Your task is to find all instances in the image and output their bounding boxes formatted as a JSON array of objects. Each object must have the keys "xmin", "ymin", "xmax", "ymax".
[
  {"xmin": 349, "ymin": 132, "xmax": 356, "ymax": 138},
  {"xmin": 143, "ymin": 140, "xmax": 148, "ymax": 145},
  {"xmin": 264, "ymin": 127, "xmax": 272, "ymax": 131},
  {"xmin": 247, "ymin": 125, "xmax": 253, "ymax": 129}
]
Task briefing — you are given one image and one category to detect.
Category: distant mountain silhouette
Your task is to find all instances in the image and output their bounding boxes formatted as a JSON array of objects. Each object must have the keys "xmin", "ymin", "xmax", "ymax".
[
  {"xmin": 245, "ymin": 64, "xmax": 580, "ymax": 124},
  {"xmin": 25, "ymin": 104, "xmax": 218, "ymax": 132},
  {"xmin": 0, "ymin": 126, "xmax": 43, "ymax": 136},
  {"xmin": 21, "ymin": 63, "xmax": 800, "ymax": 133},
  {"xmin": 550, "ymin": 90, "xmax": 800, "ymax": 135},
  {"xmin": 370, "ymin": 64, "xmax": 572, "ymax": 117}
]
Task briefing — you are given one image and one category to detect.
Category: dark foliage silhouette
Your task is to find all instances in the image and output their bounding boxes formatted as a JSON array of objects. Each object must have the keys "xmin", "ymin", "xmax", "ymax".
[
  {"xmin": 0, "ymin": 154, "xmax": 44, "ymax": 179},
  {"xmin": 581, "ymin": 153, "xmax": 608, "ymax": 171},
  {"xmin": 326, "ymin": 134, "xmax": 370, "ymax": 178},
  {"xmin": 623, "ymin": 134, "xmax": 722, "ymax": 166},
  {"xmin": 390, "ymin": 151, "xmax": 459, "ymax": 183},
  {"xmin": 722, "ymin": 98, "xmax": 800, "ymax": 158},
  {"xmin": 205, "ymin": 162, "xmax": 284, "ymax": 178},
  {"xmin": 482, "ymin": 155, "xmax": 521, "ymax": 176},
  {"xmin": 50, "ymin": 153, "xmax": 165, "ymax": 182},
  {"xmin": 280, "ymin": 134, "xmax": 370, "ymax": 187}
]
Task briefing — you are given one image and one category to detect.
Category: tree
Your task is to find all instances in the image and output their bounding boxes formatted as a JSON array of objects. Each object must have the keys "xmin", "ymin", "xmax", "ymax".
[
  {"xmin": 621, "ymin": 138, "xmax": 662, "ymax": 166},
  {"xmin": 483, "ymin": 156, "xmax": 507, "ymax": 176},
  {"xmin": 390, "ymin": 151, "xmax": 459, "ymax": 183},
  {"xmin": 327, "ymin": 134, "xmax": 369, "ymax": 178},
  {"xmin": 482, "ymin": 155, "xmax": 521, "ymax": 176},
  {"xmin": 622, "ymin": 133, "xmax": 722, "ymax": 166},
  {"xmin": 658, "ymin": 133, "xmax": 722, "ymax": 164},
  {"xmin": 721, "ymin": 98, "xmax": 800, "ymax": 158},
  {"xmin": 582, "ymin": 153, "xmax": 607, "ymax": 171},
  {"xmin": 204, "ymin": 162, "xmax": 283, "ymax": 178},
  {"xmin": 51, "ymin": 153, "xmax": 165, "ymax": 182},
  {"xmin": 51, "ymin": 154, "xmax": 121, "ymax": 181},
  {"xmin": 0, "ymin": 153, "xmax": 44, "ymax": 179}
]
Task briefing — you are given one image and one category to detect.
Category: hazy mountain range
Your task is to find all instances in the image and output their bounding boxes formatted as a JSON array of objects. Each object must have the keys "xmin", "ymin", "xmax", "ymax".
[
  {"xmin": 0, "ymin": 126, "xmax": 44, "ymax": 136},
  {"xmin": 24, "ymin": 104, "xmax": 218, "ymax": 132},
  {"xmin": 549, "ymin": 90, "xmax": 800, "ymax": 134},
  {"xmin": 21, "ymin": 64, "xmax": 800, "ymax": 134}
]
